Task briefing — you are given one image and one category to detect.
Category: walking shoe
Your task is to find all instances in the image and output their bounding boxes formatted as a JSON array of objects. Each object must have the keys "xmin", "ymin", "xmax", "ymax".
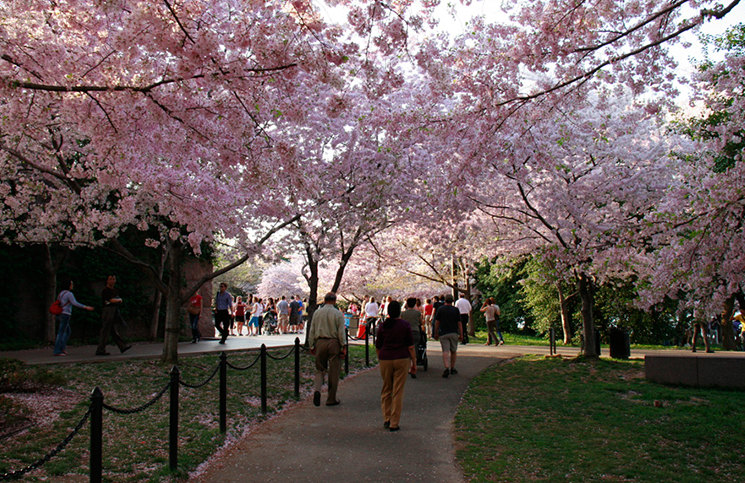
[
  {"xmin": 450, "ymin": 368, "xmax": 458, "ymax": 375},
  {"xmin": 95, "ymin": 351, "xmax": 110, "ymax": 356},
  {"xmin": 313, "ymin": 391, "xmax": 321, "ymax": 407},
  {"xmin": 389, "ymin": 426, "xmax": 400, "ymax": 432},
  {"xmin": 384, "ymin": 421, "xmax": 390, "ymax": 429},
  {"xmin": 326, "ymin": 400, "xmax": 341, "ymax": 406},
  {"xmin": 442, "ymin": 369, "xmax": 449, "ymax": 378}
]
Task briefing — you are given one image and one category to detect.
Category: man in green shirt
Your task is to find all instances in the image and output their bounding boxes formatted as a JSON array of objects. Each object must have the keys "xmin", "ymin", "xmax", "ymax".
[{"xmin": 308, "ymin": 292, "xmax": 347, "ymax": 407}]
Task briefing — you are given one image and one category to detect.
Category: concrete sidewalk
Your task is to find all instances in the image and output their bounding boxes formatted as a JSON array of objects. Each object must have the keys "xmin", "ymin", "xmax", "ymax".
[
  {"xmin": 191, "ymin": 343, "xmax": 515, "ymax": 483},
  {"xmin": 0, "ymin": 333, "xmax": 309, "ymax": 365}
]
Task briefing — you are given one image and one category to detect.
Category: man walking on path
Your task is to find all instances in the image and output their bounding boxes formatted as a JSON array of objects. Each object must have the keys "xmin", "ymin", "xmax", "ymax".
[
  {"xmin": 308, "ymin": 292, "xmax": 347, "ymax": 407},
  {"xmin": 96, "ymin": 275, "xmax": 132, "ymax": 356},
  {"xmin": 455, "ymin": 293, "xmax": 472, "ymax": 345},
  {"xmin": 277, "ymin": 295, "xmax": 289, "ymax": 334},
  {"xmin": 434, "ymin": 295, "xmax": 462, "ymax": 378},
  {"xmin": 214, "ymin": 283, "xmax": 233, "ymax": 344},
  {"xmin": 289, "ymin": 296, "xmax": 301, "ymax": 334}
]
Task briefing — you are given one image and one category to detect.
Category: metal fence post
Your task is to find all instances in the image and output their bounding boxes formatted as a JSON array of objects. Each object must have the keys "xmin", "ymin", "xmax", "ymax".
[
  {"xmin": 260, "ymin": 344, "xmax": 267, "ymax": 414},
  {"xmin": 169, "ymin": 366, "xmax": 180, "ymax": 472},
  {"xmin": 550, "ymin": 328, "xmax": 556, "ymax": 355},
  {"xmin": 90, "ymin": 387, "xmax": 103, "ymax": 483},
  {"xmin": 294, "ymin": 338, "xmax": 300, "ymax": 400},
  {"xmin": 219, "ymin": 352, "xmax": 227, "ymax": 433},
  {"xmin": 344, "ymin": 328, "xmax": 349, "ymax": 375}
]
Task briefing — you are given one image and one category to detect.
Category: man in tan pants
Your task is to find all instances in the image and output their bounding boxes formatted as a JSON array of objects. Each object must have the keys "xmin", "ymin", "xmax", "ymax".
[{"xmin": 308, "ymin": 292, "xmax": 347, "ymax": 406}]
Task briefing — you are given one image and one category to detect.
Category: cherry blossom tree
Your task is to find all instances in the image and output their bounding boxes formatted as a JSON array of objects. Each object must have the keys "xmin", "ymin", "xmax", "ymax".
[
  {"xmin": 636, "ymin": 22, "xmax": 745, "ymax": 348},
  {"xmin": 256, "ymin": 257, "xmax": 308, "ymax": 300},
  {"xmin": 0, "ymin": 0, "xmax": 356, "ymax": 362}
]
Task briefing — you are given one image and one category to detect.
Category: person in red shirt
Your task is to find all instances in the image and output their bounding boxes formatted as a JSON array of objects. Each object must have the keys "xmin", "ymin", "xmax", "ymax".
[
  {"xmin": 233, "ymin": 296, "xmax": 247, "ymax": 336},
  {"xmin": 423, "ymin": 298, "xmax": 434, "ymax": 339}
]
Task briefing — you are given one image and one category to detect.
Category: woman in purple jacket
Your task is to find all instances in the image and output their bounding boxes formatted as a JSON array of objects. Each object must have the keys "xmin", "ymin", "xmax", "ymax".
[{"xmin": 375, "ymin": 300, "xmax": 416, "ymax": 432}]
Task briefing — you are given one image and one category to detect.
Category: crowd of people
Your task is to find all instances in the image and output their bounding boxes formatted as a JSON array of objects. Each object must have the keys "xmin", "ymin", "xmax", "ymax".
[
  {"xmin": 197, "ymin": 286, "xmax": 310, "ymax": 344},
  {"xmin": 350, "ymin": 294, "xmax": 503, "ymax": 348},
  {"xmin": 305, "ymin": 291, "xmax": 504, "ymax": 432}
]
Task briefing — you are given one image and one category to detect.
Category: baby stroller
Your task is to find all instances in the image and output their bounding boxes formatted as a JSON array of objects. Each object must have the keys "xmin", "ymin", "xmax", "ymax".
[
  {"xmin": 262, "ymin": 311, "xmax": 278, "ymax": 335},
  {"xmin": 416, "ymin": 334, "xmax": 428, "ymax": 371}
]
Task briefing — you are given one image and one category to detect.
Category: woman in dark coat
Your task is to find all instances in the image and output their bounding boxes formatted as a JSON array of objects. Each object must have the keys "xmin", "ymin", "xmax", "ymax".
[{"xmin": 375, "ymin": 300, "xmax": 416, "ymax": 431}]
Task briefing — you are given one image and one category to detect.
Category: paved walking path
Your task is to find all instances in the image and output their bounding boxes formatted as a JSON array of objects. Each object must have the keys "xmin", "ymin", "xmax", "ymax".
[{"xmin": 192, "ymin": 343, "xmax": 516, "ymax": 483}]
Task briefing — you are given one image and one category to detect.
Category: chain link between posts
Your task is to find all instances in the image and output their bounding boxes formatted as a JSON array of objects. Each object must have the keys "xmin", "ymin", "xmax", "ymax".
[
  {"xmin": 0, "ymin": 405, "xmax": 93, "ymax": 481},
  {"xmin": 179, "ymin": 363, "xmax": 220, "ymax": 389},
  {"xmin": 226, "ymin": 352, "xmax": 261, "ymax": 371},
  {"xmin": 102, "ymin": 381, "xmax": 171, "ymax": 414},
  {"xmin": 265, "ymin": 346, "xmax": 295, "ymax": 361}
]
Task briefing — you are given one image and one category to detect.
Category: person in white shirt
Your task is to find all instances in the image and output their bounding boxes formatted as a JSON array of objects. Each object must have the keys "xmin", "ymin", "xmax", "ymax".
[
  {"xmin": 359, "ymin": 296, "xmax": 380, "ymax": 339},
  {"xmin": 455, "ymin": 293, "xmax": 472, "ymax": 345}
]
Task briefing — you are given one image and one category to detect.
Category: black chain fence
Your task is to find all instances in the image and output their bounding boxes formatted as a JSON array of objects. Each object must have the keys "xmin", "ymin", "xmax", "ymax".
[{"xmin": 1, "ymin": 337, "xmax": 360, "ymax": 481}]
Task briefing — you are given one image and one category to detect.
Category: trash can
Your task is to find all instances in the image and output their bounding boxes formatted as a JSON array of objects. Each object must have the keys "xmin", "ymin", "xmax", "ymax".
[{"xmin": 609, "ymin": 327, "xmax": 630, "ymax": 359}]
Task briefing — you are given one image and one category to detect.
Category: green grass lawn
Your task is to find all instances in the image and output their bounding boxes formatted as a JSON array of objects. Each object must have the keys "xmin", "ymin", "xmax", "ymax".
[
  {"xmin": 0, "ymin": 346, "xmax": 377, "ymax": 482},
  {"xmin": 455, "ymin": 355, "xmax": 745, "ymax": 483},
  {"xmin": 471, "ymin": 331, "xmax": 692, "ymax": 351}
]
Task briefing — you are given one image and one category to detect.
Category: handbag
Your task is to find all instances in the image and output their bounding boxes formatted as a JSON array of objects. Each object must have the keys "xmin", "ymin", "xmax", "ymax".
[
  {"xmin": 49, "ymin": 300, "xmax": 64, "ymax": 315},
  {"xmin": 49, "ymin": 291, "xmax": 70, "ymax": 315}
]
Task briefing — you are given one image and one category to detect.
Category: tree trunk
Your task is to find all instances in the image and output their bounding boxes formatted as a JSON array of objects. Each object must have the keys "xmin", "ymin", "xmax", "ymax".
[
  {"xmin": 578, "ymin": 272, "xmax": 598, "ymax": 358},
  {"xmin": 41, "ymin": 243, "xmax": 57, "ymax": 343},
  {"xmin": 557, "ymin": 282, "xmax": 573, "ymax": 345},
  {"xmin": 450, "ymin": 252, "xmax": 458, "ymax": 299},
  {"xmin": 465, "ymin": 277, "xmax": 475, "ymax": 337},
  {"xmin": 149, "ymin": 290, "xmax": 163, "ymax": 340},
  {"xmin": 161, "ymin": 242, "xmax": 183, "ymax": 365},
  {"xmin": 721, "ymin": 294, "xmax": 737, "ymax": 351},
  {"xmin": 148, "ymin": 243, "xmax": 169, "ymax": 340},
  {"xmin": 303, "ymin": 250, "xmax": 319, "ymax": 346},
  {"xmin": 41, "ymin": 244, "xmax": 69, "ymax": 343}
]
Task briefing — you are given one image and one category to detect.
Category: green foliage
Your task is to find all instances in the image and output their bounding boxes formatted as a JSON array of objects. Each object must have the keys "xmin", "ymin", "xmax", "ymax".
[
  {"xmin": 676, "ymin": 23, "xmax": 745, "ymax": 173},
  {"xmin": 594, "ymin": 280, "xmax": 685, "ymax": 346},
  {"xmin": 0, "ymin": 358, "xmax": 67, "ymax": 392},
  {"xmin": 0, "ymin": 394, "xmax": 31, "ymax": 432},
  {"xmin": 473, "ymin": 256, "xmax": 535, "ymax": 333}
]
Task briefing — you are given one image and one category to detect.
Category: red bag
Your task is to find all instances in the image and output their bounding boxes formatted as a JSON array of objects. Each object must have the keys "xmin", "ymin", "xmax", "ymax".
[
  {"xmin": 49, "ymin": 291, "xmax": 70, "ymax": 315},
  {"xmin": 49, "ymin": 300, "xmax": 64, "ymax": 315}
]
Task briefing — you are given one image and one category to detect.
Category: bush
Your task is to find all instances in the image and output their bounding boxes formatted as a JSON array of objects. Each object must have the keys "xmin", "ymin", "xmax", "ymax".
[{"xmin": 0, "ymin": 358, "xmax": 66, "ymax": 392}]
